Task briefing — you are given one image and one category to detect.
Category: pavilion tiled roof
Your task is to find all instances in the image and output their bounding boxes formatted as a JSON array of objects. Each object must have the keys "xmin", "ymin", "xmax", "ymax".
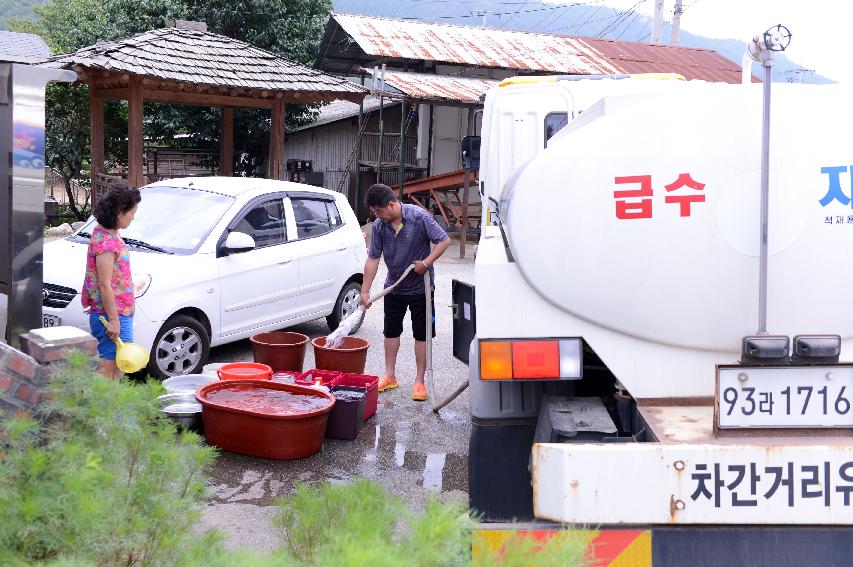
[{"xmin": 48, "ymin": 27, "xmax": 366, "ymax": 102}]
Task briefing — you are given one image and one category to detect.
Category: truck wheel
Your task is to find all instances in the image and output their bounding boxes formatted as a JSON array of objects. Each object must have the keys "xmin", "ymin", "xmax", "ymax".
[
  {"xmin": 326, "ymin": 281, "xmax": 364, "ymax": 333},
  {"xmin": 148, "ymin": 315, "xmax": 210, "ymax": 379}
]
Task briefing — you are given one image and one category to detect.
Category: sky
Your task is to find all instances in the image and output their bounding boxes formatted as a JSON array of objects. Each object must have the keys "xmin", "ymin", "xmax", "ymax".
[{"xmin": 551, "ymin": 0, "xmax": 849, "ymax": 84}]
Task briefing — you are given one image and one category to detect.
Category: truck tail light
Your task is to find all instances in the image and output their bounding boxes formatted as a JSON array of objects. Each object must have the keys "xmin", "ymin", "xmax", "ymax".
[
  {"xmin": 480, "ymin": 341, "xmax": 513, "ymax": 380},
  {"xmin": 512, "ymin": 340, "xmax": 559, "ymax": 379},
  {"xmin": 479, "ymin": 338, "xmax": 582, "ymax": 381}
]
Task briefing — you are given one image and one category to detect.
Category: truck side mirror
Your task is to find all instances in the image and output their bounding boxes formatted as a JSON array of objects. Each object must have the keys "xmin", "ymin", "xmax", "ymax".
[{"xmin": 461, "ymin": 135, "xmax": 481, "ymax": 172}]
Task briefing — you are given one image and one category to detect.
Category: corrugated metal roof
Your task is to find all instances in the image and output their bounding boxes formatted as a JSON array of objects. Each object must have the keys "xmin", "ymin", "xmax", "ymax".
[
  {"xmin": 369, "ymin": 69, "xmax": 499, "ymax": 103},
  {"xmin": 48, "ymin": 27, "xmax": 367, "ymax": 99},
  {"xmin": 332, "ymin": 12, "xmax": 620, "ymax": 74},
  {"xmin": 289, "ymin": 97, "xmax": 387, "ymax": 132},
  {"xmin": 325, "ymin": 13, "xmax": 745, "ymax": 84},
  {"xmin": 584, "ymin": 37, "xmax": 747, "ymax": 83}
]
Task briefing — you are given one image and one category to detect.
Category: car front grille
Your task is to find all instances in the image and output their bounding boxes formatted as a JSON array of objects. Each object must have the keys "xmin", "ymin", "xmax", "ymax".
[{"xmin": 43, "ymin": 282, "xmax": 77, "ymax": 308}]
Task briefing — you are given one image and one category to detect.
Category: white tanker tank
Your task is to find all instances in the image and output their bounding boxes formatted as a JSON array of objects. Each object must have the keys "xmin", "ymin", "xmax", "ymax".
[{"xmin": 498, "ymin": 83, "xmax": 853, "ymax": 395}]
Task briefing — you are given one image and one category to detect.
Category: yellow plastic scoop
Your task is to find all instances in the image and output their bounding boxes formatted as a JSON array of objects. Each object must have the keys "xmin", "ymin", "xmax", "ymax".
[{"xmin": 99, "ymin": 316, "xmax": 149, "ymax": 373}]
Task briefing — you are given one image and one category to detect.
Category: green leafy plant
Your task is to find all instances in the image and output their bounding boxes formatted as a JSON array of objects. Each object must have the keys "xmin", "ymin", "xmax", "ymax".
[
  {"xmin": 273, "ymin": 479, "xmax": 587, "ymax": 567},
  {"xmin": 0, "ymin": 353, "xmax": 590, "ymax": 566},
  {"xmin": 0, "ymin": 352, "xmax": 220, "ymax": 565}
]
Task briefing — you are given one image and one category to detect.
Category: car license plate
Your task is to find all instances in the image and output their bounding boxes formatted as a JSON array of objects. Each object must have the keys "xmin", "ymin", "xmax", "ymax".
[
  {"xmin": 42, "ymin": 314, "xmax": 61, "ymax": 327},
  {"xmin": 716, "ymin": 364, "xmax": 853, "ymax": 429}
]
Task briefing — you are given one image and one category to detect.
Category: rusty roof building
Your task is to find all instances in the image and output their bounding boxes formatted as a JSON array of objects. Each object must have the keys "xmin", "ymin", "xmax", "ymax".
[{"xmin": 317, "ymin": 12, "xmax": 745, "ymax": 84}]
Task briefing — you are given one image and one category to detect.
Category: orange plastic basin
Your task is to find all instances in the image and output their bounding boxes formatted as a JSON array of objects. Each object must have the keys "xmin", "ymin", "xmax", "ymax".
[{"xmin": 217, "ymin": 362, "xmax": 272, "ymax": 381}]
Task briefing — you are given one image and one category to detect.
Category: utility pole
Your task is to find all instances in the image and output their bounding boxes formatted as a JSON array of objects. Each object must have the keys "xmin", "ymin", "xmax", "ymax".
[
  {"xmin": 652, "ymin": 0, "xmax": 664, "ymax": 44},
  {"xmin": 670, "ymin": 0, "xmax": 683, "ymax": 44}
]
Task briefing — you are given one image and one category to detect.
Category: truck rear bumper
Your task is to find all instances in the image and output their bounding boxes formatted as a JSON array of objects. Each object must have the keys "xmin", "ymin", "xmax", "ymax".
[
  {"xmin": 472, "ymin": 524, "xmax": 853, "ymax": 567},
  {"xmin": 533, "ymin": 401, "xmax": 853, "ymax": 526}
]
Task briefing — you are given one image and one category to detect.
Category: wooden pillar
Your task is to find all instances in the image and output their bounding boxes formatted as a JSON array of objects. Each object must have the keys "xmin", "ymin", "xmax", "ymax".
[
  {"xmin": 355, "ymin": 99, "xmax": 363, "ymax": 216},
  {"xmin": 220, "ymin": 107, "xmax": 234, "ymax": 177},
  {"xmin": 398, "ymin": 101, "xmax": 406, "ymax": 199},
  {"xmin": 268, "ymin": 99, "xmax": 285, "ymax": 180},
  {"xmin": 89, "ymin": 87, "xmax": 105, "ymax": 205},
  {"xmin": 127, "ymin": 76, "xmax": 144, "ymax": 189},
  {"xmin": 460, "ymin": 107, "xmax": 476, "ymax": 259}
]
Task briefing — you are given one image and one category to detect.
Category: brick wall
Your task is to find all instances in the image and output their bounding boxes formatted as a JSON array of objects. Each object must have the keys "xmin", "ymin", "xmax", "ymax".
[
  {"xmin": 0, "ymin": 342, "xmax": 46, "ymax": 415},
  {"xmin": 0, "ymin": 327, "xmax": 97, "ymax": 419}
]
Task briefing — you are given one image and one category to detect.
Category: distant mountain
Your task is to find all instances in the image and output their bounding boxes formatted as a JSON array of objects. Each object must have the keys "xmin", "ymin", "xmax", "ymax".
[
  {"xmin": 2, "ymin": 0, "xmax": 829, "ymax": 83},
  {"xmin": 332, "ymin": 0, "xmax": 832, "ymax": 84},
  {"xmin": 0, "ymin": 0, "xmax": 42, "ymax": 30}
]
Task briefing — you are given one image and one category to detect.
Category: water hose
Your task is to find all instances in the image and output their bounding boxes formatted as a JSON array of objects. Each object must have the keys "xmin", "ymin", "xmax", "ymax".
[
  {"xmin": 423, "ymin": 269, "xmax": 469, "ymax": 413},
  {"xmin": 369, "ymin": 263, "xmax": 468, "ymax": 412}
]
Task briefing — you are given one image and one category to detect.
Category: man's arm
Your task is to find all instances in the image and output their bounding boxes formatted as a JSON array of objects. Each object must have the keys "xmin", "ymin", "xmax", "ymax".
[
  {"xmin": 414, "ymin": 237, "xmax": 450, "ymax": 274},
  {"xmin": 361, "ymin": 257, "xmax": 380, "ymax": 309},
  {"xmin": 414, "ymin": 213, "xmax": 450, "ymax": 275},
  {"xmin": 361, "ymin": 221, "xmax": 383, "ymax": 308}
]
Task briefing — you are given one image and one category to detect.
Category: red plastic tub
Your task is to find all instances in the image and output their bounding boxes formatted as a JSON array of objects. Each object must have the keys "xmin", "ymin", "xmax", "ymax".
[
  {"xmin": 196, "ymin": 380, "xmax": 334, "ymax": 459},
  {"xmin": 217, "ymin": 362, "xmax": 272, "ymax": 381},
  {"xmin": 296, "ymin": 369, "xmax": 341, "ymax": 388},
  {"xmin": 312, "ymin": 336, "xmax": 369, "ymax": 373},
  {"xmin": 250, "ymin": 331, "xmax": 309, "ymax": 372},
  {"xmin": 334, "ymin": 373, "xmax": 379, "ymax": 421}
]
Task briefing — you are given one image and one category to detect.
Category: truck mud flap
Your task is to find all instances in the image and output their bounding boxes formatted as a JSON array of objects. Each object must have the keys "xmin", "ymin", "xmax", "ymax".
[{"xmin": 451, "ymin": 279, "xmax": 476, "ymax": 364}]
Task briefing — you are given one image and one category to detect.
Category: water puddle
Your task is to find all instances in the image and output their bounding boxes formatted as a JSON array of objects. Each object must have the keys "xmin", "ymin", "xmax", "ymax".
[{"xmin": 422, "ymin": 453, "xmax": 446, "ymax": 492}]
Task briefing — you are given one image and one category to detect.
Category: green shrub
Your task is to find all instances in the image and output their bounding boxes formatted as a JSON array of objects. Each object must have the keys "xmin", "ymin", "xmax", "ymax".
[
  {"xmin": 273, "ymin": 479, "xmax": 587, "ymax": 567},
  {"xmin": 0, "ymin": 352, "xmax": 588, "ymax": 566},
  {"xmin": 0, "ymin": 352, "xmax": 220, "ymax": 566}
]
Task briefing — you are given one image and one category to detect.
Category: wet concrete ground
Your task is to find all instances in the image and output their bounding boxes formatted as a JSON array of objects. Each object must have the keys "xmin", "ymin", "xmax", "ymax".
[{"xmin": 197, "ymin": 250, "xmax": 475, "ymax": 552}]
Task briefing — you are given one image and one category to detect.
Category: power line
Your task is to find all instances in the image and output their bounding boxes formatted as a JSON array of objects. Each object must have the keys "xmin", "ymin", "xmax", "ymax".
[
  {"xmin": 397, "ymin": 0, "xmax": 607, "ymax": 21},
  {"xmin": 596, "ymin": 0, "xmax": 647, "ymax": 37},
  {"xmin": 613, "ymin": 9, "xmax": 644, "ymax": 40},
  {"xmin": 500, "ymin": 0, "xmax": 530, "ymax": 28}
]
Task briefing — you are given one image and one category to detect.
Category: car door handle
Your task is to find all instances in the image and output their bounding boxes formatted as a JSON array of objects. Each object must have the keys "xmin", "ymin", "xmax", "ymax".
[
  {"xmin": 278, "ymin": 258, "xmax": 293, "ymax": 265},
  {"xmin": 336, "ymin": 246, "xmax": 348, "ymax": 252}
]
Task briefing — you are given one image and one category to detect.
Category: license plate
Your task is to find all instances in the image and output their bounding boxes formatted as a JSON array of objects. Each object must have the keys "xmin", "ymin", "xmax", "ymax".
[
  {"xmin": 42, "ymin": 314, "xmax": 61, "ymax": 327},
  {"xmin": 716, "ymin": 364, "xmax": 853, "ymax": 429}
]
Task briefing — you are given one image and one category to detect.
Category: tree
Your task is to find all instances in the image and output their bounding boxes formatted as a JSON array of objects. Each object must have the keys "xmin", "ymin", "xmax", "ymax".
[{"xmin": 11, "ymin": 0, "xmax": 331, "ymax": 218}]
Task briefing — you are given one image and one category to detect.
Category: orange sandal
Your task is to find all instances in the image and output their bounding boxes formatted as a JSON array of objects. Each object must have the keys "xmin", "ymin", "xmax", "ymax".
[
  {"xmin": 378, "ymin": 376, "xmax": 399, "ymax": 392},
  {"xmin": 412, "ymin": 383, "xmax": 428, "ymax": 401}
]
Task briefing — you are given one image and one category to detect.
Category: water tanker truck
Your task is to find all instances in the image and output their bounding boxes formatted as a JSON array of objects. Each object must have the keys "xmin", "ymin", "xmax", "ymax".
[{"xmin": 458, "ymin": 61, "xmax": 853, "ymax": 564}]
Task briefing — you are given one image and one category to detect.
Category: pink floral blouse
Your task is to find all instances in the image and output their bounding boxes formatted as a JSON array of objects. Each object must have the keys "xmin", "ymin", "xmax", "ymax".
[{"xmin": 81, "ymin": 226, "xmax": 134, "ymax": 316}]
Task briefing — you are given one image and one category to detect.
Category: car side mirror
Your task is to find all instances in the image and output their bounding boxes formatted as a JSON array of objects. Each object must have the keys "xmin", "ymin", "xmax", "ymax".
[{"xmin": 222, "ymin": 231, "xmax": 255, "ymax": 254}]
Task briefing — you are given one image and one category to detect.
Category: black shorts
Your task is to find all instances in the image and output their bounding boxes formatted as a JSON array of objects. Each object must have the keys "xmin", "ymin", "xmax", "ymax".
[{"xmin": 383, "ymin": 293, "xmax": 436, "ymax": 342}]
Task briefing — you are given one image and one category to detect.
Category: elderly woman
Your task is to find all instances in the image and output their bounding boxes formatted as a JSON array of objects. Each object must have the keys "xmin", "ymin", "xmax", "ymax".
[{"xmin": 81, "ymin": 186, "xmax": 141, "ymax": 378}]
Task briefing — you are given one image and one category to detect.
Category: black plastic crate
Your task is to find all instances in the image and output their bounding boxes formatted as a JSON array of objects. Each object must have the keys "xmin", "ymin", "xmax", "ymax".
[{"xmin": 326, "ymin": 386, "xmax": 367, "ymax": 440}]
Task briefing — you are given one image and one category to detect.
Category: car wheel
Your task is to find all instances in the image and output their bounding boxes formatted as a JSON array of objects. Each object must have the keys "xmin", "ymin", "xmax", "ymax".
[
  {"xmin": 148, "ymin": 314, "xmax": 210, "ymax": 379},
  {"xmin": 326, "ymin": 280, "xmax": 364, "ymax": 333}
]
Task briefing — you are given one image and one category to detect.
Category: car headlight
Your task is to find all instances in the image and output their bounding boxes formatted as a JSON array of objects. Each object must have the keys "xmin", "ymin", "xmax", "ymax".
[{"xmin": 133, "ymin": 273, "xmax": 152, "ymax": 298}]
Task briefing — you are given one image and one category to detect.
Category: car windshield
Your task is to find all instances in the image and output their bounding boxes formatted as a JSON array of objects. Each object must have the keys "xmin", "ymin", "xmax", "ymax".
[{"xmin": 72, "ymin": 185, "xmax": 234, "ymax": 254}]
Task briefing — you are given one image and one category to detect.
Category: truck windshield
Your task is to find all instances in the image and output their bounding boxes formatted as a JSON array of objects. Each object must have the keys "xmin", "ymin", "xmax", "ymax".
[
  {"xmin": 70, "ymin": 185, "xmax": 234, "ymax": 254},
  {"xmin": 545, "ymin": 112, "xmax": 569, "ymax": 145}
]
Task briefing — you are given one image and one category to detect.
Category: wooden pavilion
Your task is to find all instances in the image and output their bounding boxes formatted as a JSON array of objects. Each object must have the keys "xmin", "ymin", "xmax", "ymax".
[{"xmin": 47, "ymin": 20, "xmax": 366, "ymax": 202}]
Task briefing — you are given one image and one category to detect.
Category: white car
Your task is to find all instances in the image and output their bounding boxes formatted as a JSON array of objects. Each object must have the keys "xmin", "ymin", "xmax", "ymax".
[{"xmin": 43, "ymin": 177, "xmax": 366, "ymax": 378}]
